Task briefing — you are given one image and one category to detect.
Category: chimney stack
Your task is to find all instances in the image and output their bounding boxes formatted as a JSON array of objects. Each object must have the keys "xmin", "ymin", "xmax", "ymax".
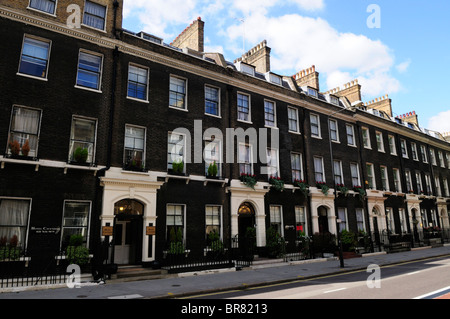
[
  {"xmin": 234, "ymin": 40, "xmax": 271, "ymax": 74},
  {"xmin": 325, "ymin": 79, "xmax": 362, "ymax": 105},
  {"xmin": 293, "ymin": 65, "xmax": 320, "ymax": 91},
  {"xmin": 363, "ymin": 94, "xmax": 392, "ymax": 117},
  {"xmin": 171, "ymin": 17, "xmax": 205, "ymax": 52}
]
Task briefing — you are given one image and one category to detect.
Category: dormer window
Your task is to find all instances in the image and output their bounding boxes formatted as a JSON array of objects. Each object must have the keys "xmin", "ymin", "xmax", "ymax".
[
  {"xmin": 330, "ymin": 95, "xmax": 339, "ymax": 105},
  {"xmin": 237, "ymin": 62, "xmax": 255, "ymax": 76},
  {"xmin": 308, "ymin": 87, "xmax": 318, "ymax": 98},
  {"xmin": 266, "ymin": 73, "xmax": 282, "ymax": 85},
  {"xmin": 138, "ymin": 32, "xmax": 163, "ymax": 45}
]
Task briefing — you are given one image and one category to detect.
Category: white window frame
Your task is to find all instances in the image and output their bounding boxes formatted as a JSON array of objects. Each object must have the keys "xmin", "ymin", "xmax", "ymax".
[
  {"xmin": 127, "ymin": 63, "xmax": 149, "ymax": 102},
  {"xmin": 0, "ymin": 197, "xmax": 32, "ymax": 248},
  {"xmin": 411, "ymin": 142, "xmax": 418, "ymax": 161},
  {"xmin": 123, "ymin": 124, "xmax": 146, "ymax": 170},
  {"xmin": 204, "ymin": 137, "xmax": 222, "ymax": 178},
  {"xmin": 405, "ymin": 170, "xmax": 413, "ymax": 193},
  {"xmin": 82, "ymin": 0, "xmax": 108, "ymax": 32},
  {"xmin": 266, "ymin": 148, "xmax": 280, "ymax": 178},
  {"xmin": 166, "ymin": 204, "xmax": 186, "ymax": 245},
  {"xmin": 356, "ymin": 208, "xmax": 366, "ymax": 232},
  {"xmin": 346, "ymin": 124, "xmax": 356, "ymax": 147},
  {"xmin": 28, "ymin": 0, "xmax": 57, "ymax": 16},
  {"xmin": 333, "ymin": 160, "xmax": 343, "ymax": 185},
  {"xmin": 435, "ymin": 176, "xmax": 442, "ymax": 197},
  {"xmin": 443, "ymin": 178, "xmax": 449, "ymax": 197},
  {"xmin": 350, "ymin": 162, "xmax": 361, "ymax": 187},
  {"xmin": 420, "ymin": 145, "xmax": 428, "ymax": 163},
  {"xmin": 264, "ymin": 99, "xmax": 277, "ymax": 128},
  {"xmin": 329, "ymin": 119, "xmax": 339, "ymax": 143},
  {"xmin": 7, "ymin": 105, "xmax": 42, "ymax": 158},
  {"xmin": 204, "ymin": 85, "xmax": 221, "ymax": 117},
  {"xmin": 393, "ymin": 168, "xmax": 402, "ymax": 193},
  {"xmin": 287, "ymin": 106, "xmax": 300, "ymax": 133},
  {"xmin": 75, "ymin": 49, "xmax": 103, "ymax": 92},
  {"xmin": 295, "ymin": 206, "xmax": 308, "ymax": 236},
  {"xmin": 238, "ymin": 143, "xmax": 253, "ymax": 175},
  {"xmin": 362, "ymin": 127, "xmax": 371, "ymax": 149},
  {"xmin": 388, "ymin": 135, "xmax": 397, "ymax": 155},
  {"xmin": 399, "ymin": 208, "xmax": 407, "ymax": 233},
  {"xmin": 337, "ymin": 207, "xmax": 348, "ymax": 232},
  {"xmin": 310, "ymin": 114, "xmax": 321, "ymax": 138},
  {"xmin": 269, "ymin": 205, "xmax": 284, "ymax": 237},
  {"xmin": 205, "ymin": 205, "xmax": 223, "ymax": 241},
  {"xmin": 169, "ymin": 75, "xmax": 188, "ymax": 111},
  {"xmin": 314, "ymin": 156, "xmax": 325, "ymax": 183},
  {"xmin": 438, "ymin": 151, "xmax": 445, "ymax": 168},
  {"xmin": 430, "ymin": 149, "xmax": 437, "ymax": 166},
  {"xmin": 69, "ymin": 116, "xmax": 98, "ymax": 164},
  {"xmin": 425, "ymin": 174, "xmax": 432, "ymax": 195},
  {"xmin": 291, "ymin": 152, "xmax": 304, "ymax": 182},
  {"xmin": 416, "ymin": 171, "xmax": 423, "ymax": 194},
  {"xmin": 167, "ymin": 132, "xmax": 186, "ymax": 173},
  {"xmin": 400, "ymin": 139, "xmax": 408, "ymax": 158},
  {"xmin": 376, "ymin": 131, "xmax": 384, "ymax": 152},
  {"xmin": 366, "ymin": 163, "xmax": 376, "ymax": 189},
  {"xmin": 380, "ymin": 166, "xmax": 389, "ymax": 191},
  {"xmin": 237, "ymin": 92, "xmax": 251, "ymax": 123},
  {"xmin": 61, "ymin": 200, "xmax": 91, "ymax": 248},
  {"xmin": 17, "ymin": 34, "xmax": 52, "ymax": 81}
]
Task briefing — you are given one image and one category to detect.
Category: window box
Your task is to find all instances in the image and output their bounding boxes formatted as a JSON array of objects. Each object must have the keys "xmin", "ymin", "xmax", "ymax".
[
  {"xmin": 240, "ymin": 173, "xmax": 257, "ymax": 189},
  {"xmin": 294, "ymin": 179, "xmax": 309, "ymax": 197},
  {"xmin": 316, "ymin": 181, "xmax": 329, "ymax": 196},
  {"xmin": 269, "ymin": 176, "xmax": 285, "ymax": 192},
  {"xmin": 336, "ymin": 184, "xmax": 349, "ymax": 196}
]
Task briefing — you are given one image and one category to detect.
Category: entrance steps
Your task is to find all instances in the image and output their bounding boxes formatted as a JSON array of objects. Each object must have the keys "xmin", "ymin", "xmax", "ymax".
[
  {"xmin": 110, "ymin": 266, "xmax": 173, "ymax": 282},
  {"xmin": 249, "ymin": 257, "xmax": 287, "ymax": 269}
]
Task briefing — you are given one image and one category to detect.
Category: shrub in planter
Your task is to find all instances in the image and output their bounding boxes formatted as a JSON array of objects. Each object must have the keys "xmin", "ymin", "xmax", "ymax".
[
  {"xmin": 168, "ymin": 228, "xmax": 185, "ymax": 255},
  {"xmin": 73, "ymin": 147, "xmax": 88, "ymax": 163},
  {"xmin": 240, "ymin": 173, "xmax": 257, "ymax": 189},
  {"xmin": 0, "ymin": 235, "xmax": 22, "ymax": 261},
  {"xmin": 340, "ymin": 230, "xmax": 358, "ymax": 252},
  {"xmin": 21, "ymin": 140, "xmax": 30, "ymax": 157},
  {"xmin": 266, "ymin": 227, "xmax": 285, "ymax": 258},
  {"xmin": 66, "ymin": 234, "xmax": 89, "ymax": 266},
  {"xmin": 172, "ymin": 160, "xmax": 184, "ymax": 175},
  {"xmin": 294, "ymin": 179, "xmax": 309, "ymax": 197},
  {"xmin": 269, "ymin": 176, "xmax": 285, "ymax": 192},
  {"xmin": 336, "ymin": 183, "xmax": 349, "ymax": 196},
  {"xmin": 9, "ymin": 140, "xmax": 20, "ymax": 156},
  {"xmin": 207, "ymin": 161, "xmax": 218, "ymax": 178},
  {"xmin": 316, "ymin": 181, "xmax": 329, "ymax": 195}
]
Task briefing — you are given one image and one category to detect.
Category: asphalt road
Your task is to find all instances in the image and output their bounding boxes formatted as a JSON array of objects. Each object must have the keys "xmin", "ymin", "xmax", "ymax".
[{"xmin": 188, "ymin": 256, "xmax": 450, "ymax": 299}]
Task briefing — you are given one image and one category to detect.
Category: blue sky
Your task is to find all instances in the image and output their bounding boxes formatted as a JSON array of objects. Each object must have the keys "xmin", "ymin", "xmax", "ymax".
[{"xmin": 122, "ymin": 0, "xmax": 450, "ymax": 133}]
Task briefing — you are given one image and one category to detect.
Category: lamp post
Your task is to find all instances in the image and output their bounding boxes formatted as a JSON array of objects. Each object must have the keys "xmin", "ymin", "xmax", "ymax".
[{"xmin": 327, "ymin": 104, "xmax": 356, "ymax": 268}]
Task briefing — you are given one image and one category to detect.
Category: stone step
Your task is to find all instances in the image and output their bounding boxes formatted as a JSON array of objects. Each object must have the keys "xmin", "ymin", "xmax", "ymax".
[{"xmin": 110, "ymin": 266, "xmax": 170, "ymax": 282}]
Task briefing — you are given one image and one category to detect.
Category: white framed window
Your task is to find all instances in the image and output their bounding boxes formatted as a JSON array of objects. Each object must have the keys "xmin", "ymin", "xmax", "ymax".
[
  {"xmin": 435, "ymin": 176, "xmax": 442, "ymax": 197},
  {"xmin": 393, "ymin": 168, "xmax": 402, "ymax": 193},
  {"xmin": 266, "ymin": 148, "xmax": 279, "ymax": 178},
  {"xmin": 0, "ymin": 198, "xmax": 31, "ymax": 248},
  {"xmin": 380, "ymin": 166, "xmax": 389, "ymax": 191},
  {"xmin": 447, "ymin": 153, "xmax": 450, "ymax": 169},
  {"xmin": 356, "ymin": 208, "xmax": 365, "ymax": 232},
  {"xmin": 29, "ymin": 0, "xmax": 57, "ymax": 15},
  {"xmin": 127, "ymin": 64, "xmax": 149, "ymax": 101},
  {"xmin": 238, "ymin": 143, "xmax": 253, "ymax": 175},
  {"xmin": 420, "ymin": 145, "xmax": 428, "ymax": 163},
  {"xmin": 204, "ymin": 138, "xmax": 222, "ymax": 177},
  {"xmin": 169, "ymin": 76, "xmax": 187, "ymax": 110},
  {"xmin": 400, "ymin": 139, "xmax": 408, "ymax": 158},
  {"xmin": 269, "ymin": 205, "xmax": 283, "ymax": 236},
  {"xmin": 362, "ymin": 127, "xmax": 371, "ymax": 148},
  {"xmin": 310, "ymin": 114, "xmax": 321, "ymax": 138},
  {"xmin": 337, "ymin": 208, "xmax": 347, "ymax": 232},
  {"xmin": 166, "ymin": 204, "xmax": 185, "ymax": 244},
  {"xmin": 205, "ymin": 85, "xmax": 220, "ymax": 117},
  {"xmin": 350, "ymin": 162, "xmax": 361, "ymax": 187},
  {"xmin": 18, "ymin": 35, "xmax": 51, "ymax": 79},
  {"xmin": 69, "ymin": 116, "xmax": 97, "ymax": 164},
  {"xmin": 308, "ymin": 87, "xmax": 318, "ymax": 98},
  {"xmin": 124, "ymin": 125, "xmax": 146, "ymax": 170},
  {"xmin": 443, "ymin": 178, "xmax": 449, "ymax": 197},
  {"xmin": 386, "ymin": 208, "xmax": 395, "ymax": 233},
  {"xmin": 61, "ymin": 201, "xmax": 91, "ymax": 248},
  {"xmin": 425, "ymin": 174, "xmax": 432, "ymax": 195},
  {"xmin": 329, "ymin": 119, "xmax": 339, "ymax": 142},
  {"xmin": 366, "ymin": 163, "xmax": 375, "ymax": 189},
  {"xmin": 83, "ymin": 0, "xmax": 107, "ymax": 31},
  {"xmin": 333, "ymin": 160, "xmax": 343, "ymax": 185},
  {"xmin": 205, "ymin": 205, "xmax": 222, "ymax": 242},
  {"xmin": 346, "ymin": 124, "xmax": 356, "ymax": 146},
  {"xmin": 167, "ymin": 132, "xmax": 186, "ymax": 173},
  {"xmin": 399, "ymin": 209, "xmax": 407, "ymax": 233},
  {"xmin": 287, "ymin": 107, "xmax": 299, "ymax": 133},
  {"xmin": 76, "ymin": 50, "xmax": 103, "ymax": 91},
  {"xmin": 405, "ymin": 170, "xmax": 413, "ymax": 193},
  {"xmin": 314, "ymin": 156, "xmax": 325, "ymax": 183},
  {"xmin": 438, "ymin": 151, "xmax": 445, "ymax": 168},
  {"xmin": 291, "ymin": 152, "xmax": 303, "ymax": 182},
  {"xmin": 411, "ymin": 142, "xmax": 418, "ymax": 160},
  {"xmin": 376, "ymin": 132, "xmax": 384, "ymax": 152},
  {"xmin": 415, "ymin": 171, "xmax": 423, "ymax": 193},
  {"xmin": 295, "ymin": 206, "xmax": 307, "ymax": 236},
  {"xmin": 7, "ymin": 105, "xmax": 42, "ymax": 158},
  {"xmin": 264, "ymin": 100, "xmax": 276, "ymax": 127},
  {"xmin": 237, "ymin": 93, "xmax": 251, "ymax": 122},
  {"xmin": 388, "ymin": 135, "xmax": 397, "ymax": 155},
  {"xmin": 429, "ymin": 149, "xmax": 437, "ymax": 166}
]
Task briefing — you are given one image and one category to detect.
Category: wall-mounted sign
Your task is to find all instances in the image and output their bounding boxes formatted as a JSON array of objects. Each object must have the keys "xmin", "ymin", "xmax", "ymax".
[
  {"xmin": 146, "ymin": 226, "xmax": 156, "ymax": 236},
  {"xmin": 102, "ymin": 226, "xmax": 114, "ymax": 236}
]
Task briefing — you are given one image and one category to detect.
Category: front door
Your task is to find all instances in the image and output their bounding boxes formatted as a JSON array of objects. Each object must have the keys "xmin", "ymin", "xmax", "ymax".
[{"xmin": 114, "ymin": 221, "xmax": 131, "ymax": 264}]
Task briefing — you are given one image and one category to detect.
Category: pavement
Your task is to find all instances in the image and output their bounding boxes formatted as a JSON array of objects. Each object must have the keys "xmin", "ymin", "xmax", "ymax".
[{"xmin": 1, "ymin": 245, "xmax": 450, "ymax": 299}]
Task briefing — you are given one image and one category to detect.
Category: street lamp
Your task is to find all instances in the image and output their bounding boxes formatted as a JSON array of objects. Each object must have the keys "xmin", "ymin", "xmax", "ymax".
[{"xmin": 327, "ymin": 103, "xmax": 357, "ymax": 268}]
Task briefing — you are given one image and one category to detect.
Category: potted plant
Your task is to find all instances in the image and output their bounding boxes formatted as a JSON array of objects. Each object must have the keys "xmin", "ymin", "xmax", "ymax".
[
  {"xmin": 353, "ymin": 185, "xmax": 366, "ymax": 202},
  {"xmin": 269, "ymin": 176, "xmax": 284, "ymax": 192},
  {"xmin": 206, "ymin": 230, "xmax": 224, "ymax": 259},
  {"xmin": 0, "ymin": 235, "xmax": 21, "ymax": 261},
  {"xmin": 294, "ymin": 179, "xmax": 309, "ymax": 197},
  {"xmin": 73, "ymin": 147, "xmax": 88, "ymax": 163},
  {"xmin": 65, "ymin": 234, "xmax": 90, "ymax": 269},
  {"xmin": 240, "ymin": 173, "xmax": 257, "ymax": 189},
  {"xmin": 336, "ymin": 183, "xmax": 349, "ymax": 196},
  {"xmin": 8, "ymin": 140, "xmax": 20, "ymax": 157},
  {"xmin": 266, "ymin": 227, "xmax": 285, "ymax": 258},
  {"xmin": 316, "ymin": 181, "xmax": 329, "ymax": 196},
  {"xmin": 207, "ymin": 161, "xmax": 218, "ymax": 178},
  {"xmin": 171, "ymin": 160, "xmax": 184, "ymax": 175},
  {"xmin": 21, "ymin": 140, "xmax": 30, "ymax": 157}
]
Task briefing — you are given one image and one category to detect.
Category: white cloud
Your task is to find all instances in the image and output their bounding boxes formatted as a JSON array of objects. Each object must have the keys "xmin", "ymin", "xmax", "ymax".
[
  {"xmin": 396, "ymin": 59, "xmax": 411, "ymax": 73},
  {"xmin": 428, "ymin": 110, "xmax": 450, "ymax": 133}
]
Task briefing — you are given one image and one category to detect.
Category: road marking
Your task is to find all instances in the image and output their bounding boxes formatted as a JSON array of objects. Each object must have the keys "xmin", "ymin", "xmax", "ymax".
[
  {"xmin": 108, "ymin": 294, "xmax": 144, "ymax": 299},
  {"xmin": 323, "ymin": 288, "xmax": 347, "ymax": 294},
  {"xmin": 414, "ymin": 286, "xmax": 450, "ymax": 299}
]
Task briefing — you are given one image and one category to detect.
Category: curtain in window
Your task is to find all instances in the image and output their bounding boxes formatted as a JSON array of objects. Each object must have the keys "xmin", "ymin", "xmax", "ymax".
[
  {"xmin": 29, "ymin": 0, "xmax": 56, "ymax": 14},
  {"xmin": 19, "ymin": 37, "xmax": 50, "ymax": 78},
  {"xmin": 69, "ymin": 118, "xmax": 96, "ymax": 162},
  {"xmin": 83, "ymin": 1, "xmax": 106, "ymax": 30},
  {"xmin": 10, "ymin": 107, "xmax": 40, "ymax": 156},
  {"xmin": 77, "ymin": 52, "xmax": 102, "ymax": 90},
  {"xmin": 0, "ymin": 200, "xmax": 30, "ymax": 246},
  {"xmin": 314, "ymin": 157, "xmax": 324, "ymax": 182}
]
